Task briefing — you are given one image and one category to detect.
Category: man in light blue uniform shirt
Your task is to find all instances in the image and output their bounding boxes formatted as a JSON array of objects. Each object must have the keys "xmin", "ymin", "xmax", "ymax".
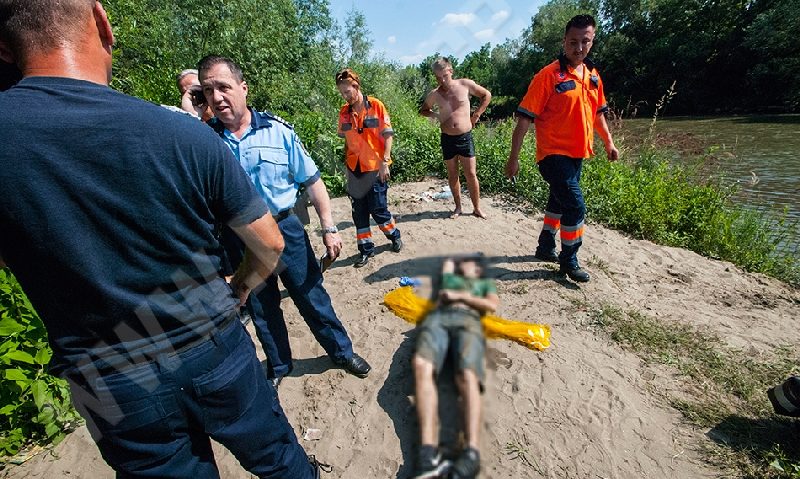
[{"xmin": 198, "ymin": 55, "xmax": 371, "ymax": 384}]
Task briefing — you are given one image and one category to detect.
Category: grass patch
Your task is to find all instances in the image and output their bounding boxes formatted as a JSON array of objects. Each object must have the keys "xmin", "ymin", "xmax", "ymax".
[
  {"xmin": 582, "ymin": 300, "xmax": 800, "ymax": 478},
  {"xmin": 504, "ymin": 438, "xmax": 543, "ymax": 474}
]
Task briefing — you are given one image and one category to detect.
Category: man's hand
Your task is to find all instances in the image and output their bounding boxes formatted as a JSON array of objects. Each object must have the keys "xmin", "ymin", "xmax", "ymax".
[
  {"xmin": 378, "ymin": 161, "xmax": 391, "ymax": 182},
  {"xmin": 470, "ymin": 113, "xmax": 480, "ymax": 127},
  {"xmin": 180, "ymin": 86, "xmax": 206, "ymax": 118},
  {"xmin": 322, "ymin": 231, "xmax": 343, "ymax": 260},
  {"xmin": 505, "ymin": 157, "xmax": 520, "ymax": 178},
  {"xmin": 229, "ymin": 275, "xmax": 251, "ymax": 308},
  {"xmin": 606, "ymin": 142, "xmax": 620, "ymax": 162}
]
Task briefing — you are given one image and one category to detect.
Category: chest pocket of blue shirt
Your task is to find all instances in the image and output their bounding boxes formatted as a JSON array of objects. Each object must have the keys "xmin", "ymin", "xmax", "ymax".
[{"xmin": 255, "ymin": 147, "xmax": 290, "ymax": 190}]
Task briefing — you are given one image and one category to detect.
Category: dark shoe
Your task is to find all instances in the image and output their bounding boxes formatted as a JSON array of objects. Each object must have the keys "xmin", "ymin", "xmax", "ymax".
[
  {"xmin": 353, "ymin": 251, "xmax": 374, "ymax": 268},
  {"xmin": 559, "ymin": 265, "xmax": 590, "ymax": 283},
  {"xmin": 414, "ymin": 445, "xmax": 451, "ymax": 479},
  {"xmin": 534, "ymin": 249, "xmax": 559, "ymax": 263},
  {"xmin": 335, "ymin": 353, "xmax": 371, "ymax": 378},
  {"xmin": 391, "ymin": 237, "xmax": 404, "ymax": 253},
  {"xmin": 451, "ymin": 447, "xmax": 480, "ymax": 479},
  {"xmin": 767, "ymin": 376, "xmax": 800, "ymax": 417},
  {"xmin": 309, "ymin": 455, "xmax": 333, "ymax": 477}
]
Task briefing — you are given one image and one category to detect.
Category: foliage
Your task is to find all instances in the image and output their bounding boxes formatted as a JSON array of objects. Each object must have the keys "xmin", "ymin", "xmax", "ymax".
[{"xmin": 0, "ymin": 270, "xmax": 80, "ymax": 457}]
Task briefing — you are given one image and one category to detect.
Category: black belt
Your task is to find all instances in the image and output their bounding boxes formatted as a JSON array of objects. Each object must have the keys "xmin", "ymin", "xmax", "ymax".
[{"xmin": 274, "ymin": 208, "xmax": 296, "ymax": 222}]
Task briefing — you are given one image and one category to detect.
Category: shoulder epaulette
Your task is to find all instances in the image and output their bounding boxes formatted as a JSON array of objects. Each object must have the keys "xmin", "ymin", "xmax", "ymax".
[{"xmin": 257, "ymin": 110, "xmax": 294, "ymax": 130}]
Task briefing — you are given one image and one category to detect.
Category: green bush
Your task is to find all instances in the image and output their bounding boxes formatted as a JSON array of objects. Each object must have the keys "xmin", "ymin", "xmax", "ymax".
[{"xmin": 0, "ymin": 270, "xmax": 80, "ymax": 456}]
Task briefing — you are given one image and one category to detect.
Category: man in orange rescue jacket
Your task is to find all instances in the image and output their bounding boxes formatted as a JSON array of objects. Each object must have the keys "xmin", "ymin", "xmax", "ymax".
[{"xmin": 505, "ymin": 14, "xmax": 619, "ymax": 283}]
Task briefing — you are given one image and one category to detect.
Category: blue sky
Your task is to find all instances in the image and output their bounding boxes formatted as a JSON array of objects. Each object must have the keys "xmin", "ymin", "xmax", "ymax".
[{"xmin": 328, "ymin": 0, "xmax": 547, "ymax": 65}]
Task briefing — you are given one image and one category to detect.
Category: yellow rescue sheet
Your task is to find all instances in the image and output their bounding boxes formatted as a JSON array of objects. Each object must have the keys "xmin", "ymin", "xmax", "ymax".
[{"xmin": 383, "ymin": 287, "xmax": 551, "ymax": 351}]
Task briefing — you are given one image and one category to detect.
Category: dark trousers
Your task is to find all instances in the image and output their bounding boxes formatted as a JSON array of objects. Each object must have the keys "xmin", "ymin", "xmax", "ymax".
[
  {"xmin": 536, "ymin": 155, "xmax": 586, "ymax": 270},
  {"xmin": 351, "ymin": 180, "xmax": 400, "ymax": 255},
  {"xmin": 223, "ymin": 214, "xmax": 354, "ymax": 378},
  {"xmin": 67, "ymin": 320, "xmax": 314, "ymax": 478}
]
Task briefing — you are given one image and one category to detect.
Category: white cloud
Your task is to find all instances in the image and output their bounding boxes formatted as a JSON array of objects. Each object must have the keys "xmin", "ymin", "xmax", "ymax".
[
  {"xmin": 439, "ymin": 12, "xmax": 477, "ymax": 27},
  {"xmin": 474, "ymin": 29, "xmax": 494, "ymax": 41},
  {"xmin": 387, "ymin": 35, "xmax": 397, "ymax": 44},
  {"xmin": 491, "ymin": 10, "xmax": 510, "ymax": 23}
]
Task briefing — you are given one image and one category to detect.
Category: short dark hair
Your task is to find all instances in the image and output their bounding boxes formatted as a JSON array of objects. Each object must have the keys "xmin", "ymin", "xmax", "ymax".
[
  {"xmin": 0, "ymin": 0, "xmax": 94, "ymax": 65},
  {"xmin": 565, "ymin": 14, "xmax": 596, "ymax": 35},
  {"xmin": 197, "ymin": 55, "xmax": 244, "ymax": 82},
  {"xmin": 431, "ymin": 57, "xmax": 452, "ymax": 72}
]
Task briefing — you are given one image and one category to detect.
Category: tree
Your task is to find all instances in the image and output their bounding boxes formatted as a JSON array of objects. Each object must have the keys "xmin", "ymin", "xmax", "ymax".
[{"xmin": 344, "ymin": 8, "xmax": 373, "ymax": 65}]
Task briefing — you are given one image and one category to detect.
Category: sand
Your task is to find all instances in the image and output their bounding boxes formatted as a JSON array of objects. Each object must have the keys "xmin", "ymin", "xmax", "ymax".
[{"xmin": 3, "ymin": 179, "xmax": 798, "ymax": 479}]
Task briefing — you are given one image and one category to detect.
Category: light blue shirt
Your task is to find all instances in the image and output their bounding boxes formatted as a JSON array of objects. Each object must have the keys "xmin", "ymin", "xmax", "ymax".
[{"xmin": 210, "ymin": 108, "xmax": 320, "ymax": 215}]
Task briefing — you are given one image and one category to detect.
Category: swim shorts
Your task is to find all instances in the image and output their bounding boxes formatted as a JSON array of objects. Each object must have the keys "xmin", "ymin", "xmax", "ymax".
[{"xmin": 441, "ymin": 131, "xmax": 475, "ymax": 161}]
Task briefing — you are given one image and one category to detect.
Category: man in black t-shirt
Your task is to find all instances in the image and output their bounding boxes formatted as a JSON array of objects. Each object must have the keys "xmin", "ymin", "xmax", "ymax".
[{"xmin": 0, "ymin": 1, "xmax": 322, "ymax": 477}]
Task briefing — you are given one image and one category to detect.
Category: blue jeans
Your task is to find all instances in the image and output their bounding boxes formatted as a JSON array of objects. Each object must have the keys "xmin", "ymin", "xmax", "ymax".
[
  {"xmin": 536, "ymin": 155, "xmax": 586, "ymax": 270},
  {"xmin": 67, "ymin": 319, "xmax": 313, "ymax": 478},
  {"xmin": 247, "ymin": 214, "xmax": 354, "ymax": 378},
  {"xmin": 351, "ymin": 180, "xmax": 400, "ymax": 255}
]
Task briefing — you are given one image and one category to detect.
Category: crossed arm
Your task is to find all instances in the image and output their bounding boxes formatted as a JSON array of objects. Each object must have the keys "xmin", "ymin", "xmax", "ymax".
[{"xmin": 437, "ymin": 258, "xmax": 500, "ymax": 315}]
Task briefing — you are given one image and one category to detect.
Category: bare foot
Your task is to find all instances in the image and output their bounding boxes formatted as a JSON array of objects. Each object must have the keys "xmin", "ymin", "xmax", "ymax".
[
  {"xmin": 450, "ymin": 209, "xmax": 462, "ymax": 219},
  {"xmin": 472, "ymin": 210, "xmax": 486, "ymax": 219}
]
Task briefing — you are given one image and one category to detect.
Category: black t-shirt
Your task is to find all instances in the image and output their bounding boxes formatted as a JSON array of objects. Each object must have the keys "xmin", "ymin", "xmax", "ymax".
[{"xmin": 0, "ymin": 77, "xmax": 269, "ymax": 377}]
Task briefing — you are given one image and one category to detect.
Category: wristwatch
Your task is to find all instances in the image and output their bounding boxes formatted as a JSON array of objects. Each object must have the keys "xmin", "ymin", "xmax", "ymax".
[{"xmin": 322, "ymin": 226, "xmax": 338, "ymax": 234}]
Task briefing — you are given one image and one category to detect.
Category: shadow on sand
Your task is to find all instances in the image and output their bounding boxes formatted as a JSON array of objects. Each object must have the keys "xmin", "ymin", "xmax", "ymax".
[
  {"xmin": 377, "ymin": 330, "xmax": 467, "ymax": 478},
  {"xmin": 707, "ymin": 414, "xmax": 800, "ymax": 468}
]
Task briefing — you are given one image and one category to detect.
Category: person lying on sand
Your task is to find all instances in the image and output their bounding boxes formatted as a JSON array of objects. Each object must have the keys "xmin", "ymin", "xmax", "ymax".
[{"xmin": 412, "ymin": 255, "xmax": 499, "ymax": 478}]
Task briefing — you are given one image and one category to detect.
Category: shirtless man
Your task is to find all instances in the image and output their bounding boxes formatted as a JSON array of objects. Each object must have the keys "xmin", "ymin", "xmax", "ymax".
[{"xmin": 420, "ymin": 57, "xmax": 491, "ymax": 219}]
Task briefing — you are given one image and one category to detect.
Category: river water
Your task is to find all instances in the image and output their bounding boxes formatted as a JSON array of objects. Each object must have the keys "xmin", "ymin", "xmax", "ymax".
[{"xmin": 622, "ymin": 115, "xmax": 800, "ymax": 252}]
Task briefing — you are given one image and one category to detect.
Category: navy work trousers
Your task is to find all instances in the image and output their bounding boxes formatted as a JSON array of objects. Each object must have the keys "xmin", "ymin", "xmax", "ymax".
[
  {"xmin": 67, "ymin": 319, "xmax": 314, "ymax": 478},
  {"xmin": 223, "ymin": 214, "xmax": 354, "ymax": 378},
  {"xmin": 536, "ymin": 154, "xmax": 586, "ymax": 270},
  {"xmin": 351, "ymin": 180, "xmax": 400, "ymax": 255}
]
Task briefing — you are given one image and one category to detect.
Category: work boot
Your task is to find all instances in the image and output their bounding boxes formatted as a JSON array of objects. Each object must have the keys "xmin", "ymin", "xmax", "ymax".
[
  {"xmin": 391, "ymin": 237, "xmax": 404, "ymax": 253},
  {"xmin": 534, "ymin": 248, "xmax": 559, "ymax": 263},
  {"xmin": 309, "ymin": 455, "xmax": 333, "ymax": 478},
  {"xmin": 353, "ymin": 251, "xmax": 374, "ymax": 268},
  {"xmin": 559, "ymin": 265, "xmax": 590, "ymax": 283}
]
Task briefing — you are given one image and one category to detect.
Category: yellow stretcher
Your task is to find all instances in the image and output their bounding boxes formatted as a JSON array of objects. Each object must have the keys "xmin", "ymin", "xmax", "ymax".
[{"xmin": 383, "ymin": 287, "xmax": 551, "ymax": 351}]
